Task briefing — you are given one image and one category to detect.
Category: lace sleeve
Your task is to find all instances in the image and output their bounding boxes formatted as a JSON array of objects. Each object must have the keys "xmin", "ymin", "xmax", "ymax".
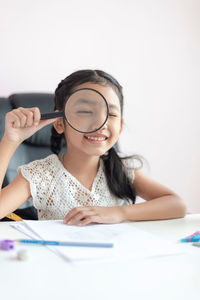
[{"xmin": 17, "ymin": 155, "xmax": 56, "ymax": 207}]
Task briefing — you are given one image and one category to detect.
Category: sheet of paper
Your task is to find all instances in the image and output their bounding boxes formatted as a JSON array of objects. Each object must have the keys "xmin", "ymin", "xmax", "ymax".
[
  {"xmin": 11, "ymin": 220, "xmax": 185, "ymax": 264},
  {"xmin": 10, "ymin": 222, "xmax": 71, "ymax": 261}
]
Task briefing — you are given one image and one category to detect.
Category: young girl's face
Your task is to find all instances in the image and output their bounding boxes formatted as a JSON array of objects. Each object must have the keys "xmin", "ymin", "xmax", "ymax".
[{"xmin": 56, "ymin": 82, "xmax": 123, "ymax": 157}]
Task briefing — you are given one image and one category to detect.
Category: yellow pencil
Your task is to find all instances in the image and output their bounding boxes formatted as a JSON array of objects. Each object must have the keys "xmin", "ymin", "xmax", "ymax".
[{"xmin": 6, "ymin": 213, "xmax": 23, "ymax": 221}]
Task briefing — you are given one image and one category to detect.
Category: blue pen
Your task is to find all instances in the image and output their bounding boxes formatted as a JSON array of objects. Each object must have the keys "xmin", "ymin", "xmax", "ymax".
[{"xmin": 15, "ymin": 239, "xmax": 114, "ymax": 248}]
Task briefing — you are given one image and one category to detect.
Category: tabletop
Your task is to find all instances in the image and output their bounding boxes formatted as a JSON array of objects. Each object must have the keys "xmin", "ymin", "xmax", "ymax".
[{"xmin": 0, "ymin": 214, "xmax": 199, "ymax": 300}]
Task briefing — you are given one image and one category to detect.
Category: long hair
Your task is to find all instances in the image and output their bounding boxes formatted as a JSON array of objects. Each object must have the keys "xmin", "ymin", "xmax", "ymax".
[{"xmin": 51, "ymin": 69, "xmax": 141, "ymax": 203}]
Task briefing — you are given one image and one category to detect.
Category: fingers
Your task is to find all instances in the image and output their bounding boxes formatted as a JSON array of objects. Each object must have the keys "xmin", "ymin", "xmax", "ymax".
[
  {"xmin": 7, "ymin": 107, "xmax": 55, "ymax": 130},
  {"xmin": 4, "ymin": 107, "xmax": 57, "ymax": 144},
  {"xmin": 63, "ymin": 207, "xmax": 97, "ymax": 225},
  {"xmin": 29, "ymin": 107, "xmax": 41, "ymax": 125},
  {"xmin": 7, "ymin": 110, "xmax": 21, "ymax": 128},
  {"xmin": 63, "ymin": 206, "xmax": 123, "ymax": 226},
  {"xmin": 8, "ymin": 107, "xmax": 41, "ymax": 128},
  {"xmin": 78, "ymin": 216, "xmax": 101, "ymax": 226}
]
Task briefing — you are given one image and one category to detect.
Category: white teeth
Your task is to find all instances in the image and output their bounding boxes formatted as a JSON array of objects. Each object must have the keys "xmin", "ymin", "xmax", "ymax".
[{"xmin": 86, "ymin": 136, "xmax": 106, "ymax": 141}]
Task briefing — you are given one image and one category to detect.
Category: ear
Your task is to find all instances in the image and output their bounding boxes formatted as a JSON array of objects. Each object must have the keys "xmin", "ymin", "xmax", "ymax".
[
  {"xmin": 53, "ymin": 117, "xmax": 65, "ymax": 134},
  {"xmin": 119, "ymin": 117, "xmax": 124, "ymax": 134}
]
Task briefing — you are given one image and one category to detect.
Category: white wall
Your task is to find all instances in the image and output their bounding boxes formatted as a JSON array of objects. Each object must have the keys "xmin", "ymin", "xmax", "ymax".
[{"xmin": 0, "ymin": 0, "xmax": 199, "ymax": 212}]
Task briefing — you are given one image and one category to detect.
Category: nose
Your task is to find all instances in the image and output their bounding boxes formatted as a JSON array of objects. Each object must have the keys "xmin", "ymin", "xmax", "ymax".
[
  {"xmin": 85, "ymin": 109, "xmax": 108, "ymax": 133},
  {"xmin": 100, "ymin": 120, "xmax": 108, "ymax": 130},
  {"xmin": 88, "ymin": 120, "xmax": 108, "ymax": 133}
]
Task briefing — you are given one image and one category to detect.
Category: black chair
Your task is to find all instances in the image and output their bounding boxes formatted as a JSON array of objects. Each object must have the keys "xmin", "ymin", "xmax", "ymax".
[{"xmin": 0, "ymin": 93, "xmax": 66, "ymax": 221}]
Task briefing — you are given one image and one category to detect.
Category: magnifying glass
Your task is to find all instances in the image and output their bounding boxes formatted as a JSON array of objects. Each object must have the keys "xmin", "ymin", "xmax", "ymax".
[{"xmin": 41, "ymin": 88, "xmax": 109, "ymax": 134}]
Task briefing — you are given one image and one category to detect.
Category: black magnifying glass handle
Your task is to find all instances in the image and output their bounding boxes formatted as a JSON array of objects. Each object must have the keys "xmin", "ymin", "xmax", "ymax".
[{"xmin": 41, "ymin": 111, "xmax": 64, "ymax": 120}]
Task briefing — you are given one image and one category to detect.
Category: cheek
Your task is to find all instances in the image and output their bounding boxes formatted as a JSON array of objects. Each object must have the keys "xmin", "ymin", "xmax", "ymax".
[
  {"xmin": 110, "ymin": 119, "xmax": 122, "ymax": 134},
  {"xmin": 64, "ymin": 126, "xmax": 83, "ymax": 144}
]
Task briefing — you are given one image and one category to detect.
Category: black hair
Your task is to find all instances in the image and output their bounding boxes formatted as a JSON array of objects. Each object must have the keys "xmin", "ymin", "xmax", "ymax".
[{"xmin": 51, "ymin": 69, "xmax": 141, "ymax": 203}]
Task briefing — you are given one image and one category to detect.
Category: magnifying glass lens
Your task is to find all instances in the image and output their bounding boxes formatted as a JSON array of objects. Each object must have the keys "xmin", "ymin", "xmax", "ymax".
[{"xmin": 64, "ymin": 89, "xmax": 108, "ymax": 133}]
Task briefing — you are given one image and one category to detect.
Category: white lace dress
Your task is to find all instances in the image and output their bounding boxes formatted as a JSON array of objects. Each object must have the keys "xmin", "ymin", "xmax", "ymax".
[{"xmin": 18, "ymin": 154, "xmax": 135, "ymax": 220}]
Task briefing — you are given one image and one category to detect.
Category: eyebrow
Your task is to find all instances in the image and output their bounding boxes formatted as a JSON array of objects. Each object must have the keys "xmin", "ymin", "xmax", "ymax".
[
  {"xmin": 71, "ymin": 98, "xmax": 120, "ymax": 112},
  {"xmin": 109, "ymin": 104, "xmax": 120, "ymax": 112},
  {"xmin": 71, "ymin": 98, "xmax": 97, "ymax": 106}
]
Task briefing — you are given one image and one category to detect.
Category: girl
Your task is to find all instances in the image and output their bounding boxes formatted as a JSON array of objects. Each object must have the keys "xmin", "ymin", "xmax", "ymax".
[{"xmin": 0, "ymin": 70, "xmax": 186, "ymax": 225}]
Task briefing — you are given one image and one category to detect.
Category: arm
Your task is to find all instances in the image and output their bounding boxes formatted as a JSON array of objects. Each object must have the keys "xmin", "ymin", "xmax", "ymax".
[
  {"xmin": 63, "ymin": 169, "xmax": 186, "ymax": 225},
  {"xmin": 0, "ymin": 107, "xmax": 55, "ymax": 219},
  {"xmin": 0, "ymin": 136, "xmax": 31, "ymax": 219},
  {"xmin": 120, "ymin": 169, "xmax": 187, "ymax": 221}
]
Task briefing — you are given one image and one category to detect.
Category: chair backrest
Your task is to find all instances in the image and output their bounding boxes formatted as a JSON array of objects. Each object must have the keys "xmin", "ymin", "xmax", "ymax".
[{"xmin": 0, "ymin": 93, "xmax": 66, "ymax": 186}]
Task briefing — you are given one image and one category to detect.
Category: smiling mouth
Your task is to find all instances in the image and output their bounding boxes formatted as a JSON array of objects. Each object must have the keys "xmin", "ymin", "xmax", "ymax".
[{"xmin": 84, "ymin": 136, "xmax": 108, "ymax": 141}]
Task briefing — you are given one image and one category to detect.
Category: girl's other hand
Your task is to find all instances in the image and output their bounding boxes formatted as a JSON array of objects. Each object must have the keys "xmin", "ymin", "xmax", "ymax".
[
  {"xmin": 63, "ymin": 206, "xmax": 125, "ymax": 226},
  {"xmin": 4, "ymin": 107, "xmax": 55, "ymax": 144}
]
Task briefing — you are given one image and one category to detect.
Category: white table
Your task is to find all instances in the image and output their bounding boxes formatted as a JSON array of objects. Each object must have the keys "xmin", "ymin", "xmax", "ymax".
[{"xmin": 0, "ymin": 214, "xmax": 199, "ymax": 300}]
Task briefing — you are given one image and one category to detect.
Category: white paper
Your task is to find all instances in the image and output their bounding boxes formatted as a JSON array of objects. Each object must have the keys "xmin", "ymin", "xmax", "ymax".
[
  {"xmin": 10, "ymin": 221, "xmax": 72, "ymax": 262},
  {"xmin": 11, "ymin": 220, "xmax": 185, "ymax": 264}
]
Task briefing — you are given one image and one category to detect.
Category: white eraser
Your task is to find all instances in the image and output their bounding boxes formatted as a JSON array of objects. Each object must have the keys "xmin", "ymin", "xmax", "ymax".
[{"xmin": 17, "ymin": 250, "xmax": 29, "ymax": 261}]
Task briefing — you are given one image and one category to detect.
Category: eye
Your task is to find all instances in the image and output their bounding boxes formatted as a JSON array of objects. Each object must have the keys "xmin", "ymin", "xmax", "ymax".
[
  {"xmin": 109, "ymin": 113, "xmax": 118, "ymax": 117},
  {"xmin": 76, "ymin": 110, "xmax": 93, "ymax": 114}
]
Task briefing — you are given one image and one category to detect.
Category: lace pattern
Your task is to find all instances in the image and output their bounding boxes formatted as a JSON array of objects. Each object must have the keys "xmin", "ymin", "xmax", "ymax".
[{"xmin": 18, "ymin": 154, "xmax": 135, "ymax": 220}]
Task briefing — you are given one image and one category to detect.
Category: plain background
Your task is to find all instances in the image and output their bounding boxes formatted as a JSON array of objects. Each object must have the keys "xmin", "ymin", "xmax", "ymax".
[{"xmin": 0, "ymin": 0, "xmax": 199, "ymax": 212}]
